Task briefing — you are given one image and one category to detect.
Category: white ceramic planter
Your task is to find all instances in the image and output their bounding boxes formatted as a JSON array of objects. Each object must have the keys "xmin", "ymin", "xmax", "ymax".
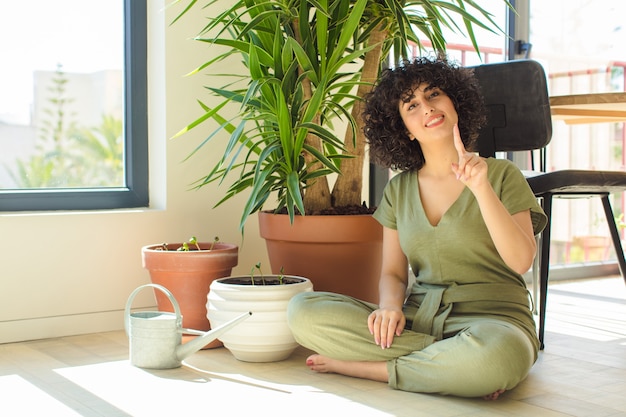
[{"xmin": 207, "ymin": 275, "xmax": 313, "ymax": 362}]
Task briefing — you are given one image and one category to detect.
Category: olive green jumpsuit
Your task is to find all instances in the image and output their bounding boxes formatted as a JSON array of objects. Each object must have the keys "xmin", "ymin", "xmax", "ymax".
[{"xmin": 287, "ymin": 158, "xmax": 548, "ymax": 397}]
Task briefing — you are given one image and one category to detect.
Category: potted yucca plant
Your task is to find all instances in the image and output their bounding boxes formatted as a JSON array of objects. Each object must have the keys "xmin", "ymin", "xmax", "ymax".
[{"xmin": 170, "ymin": 0, "xmax": 506, "ymax": 302}]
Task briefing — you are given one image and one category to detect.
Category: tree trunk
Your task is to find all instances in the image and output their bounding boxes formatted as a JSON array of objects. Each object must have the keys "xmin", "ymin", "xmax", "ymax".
[
  {"xmin": 331, "ymin": 25, "xmax": 387, "ymax": 208},
  {"xmin": 302, "ymin": 149, "xmax": 332, "ymax": 212}
]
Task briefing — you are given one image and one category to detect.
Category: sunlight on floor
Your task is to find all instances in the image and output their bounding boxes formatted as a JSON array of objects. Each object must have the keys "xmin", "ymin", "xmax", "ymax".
[
  {"xmin": 545, "ymin": 277, "xmax": 626, "ymax": 342},
  {"xmin": 0, "ymin": 374, "xmax": 83, "ymax": 416},
  {"xmin": 54, "ymin": 360, "xmax": 396, "ymax": 416},
  {"xmin": 1, "ymin": 276, "xmax": 624, "ymax": 417}
]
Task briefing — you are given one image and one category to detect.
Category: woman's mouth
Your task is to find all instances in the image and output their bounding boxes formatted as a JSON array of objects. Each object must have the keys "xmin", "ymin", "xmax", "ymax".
[{"xmin": 425, "ymin": 115, "xmax": 444, "ymax": 127}]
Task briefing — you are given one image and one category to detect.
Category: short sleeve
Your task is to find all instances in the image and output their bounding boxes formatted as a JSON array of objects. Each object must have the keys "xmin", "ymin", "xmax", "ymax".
[
  {"xmin": 374, "ymin": 171, "xmax": 415, "ymax": 230},
  {"xmin": 373, "ymin": 173, "xmax": 404, "ymax": 230},
  {"xmin": 495, "ymin": 159, "xmax": 547, "ymax": 236}
]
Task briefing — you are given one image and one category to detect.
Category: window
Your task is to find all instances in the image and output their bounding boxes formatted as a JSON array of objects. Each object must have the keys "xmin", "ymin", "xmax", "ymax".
[
  {"xmin": 529, "ymin": 0, "xmax": 626, "ymax": 268},
  {"xmin": 0, "ymin": 0, "xmax": 148, "ymax": 211}
]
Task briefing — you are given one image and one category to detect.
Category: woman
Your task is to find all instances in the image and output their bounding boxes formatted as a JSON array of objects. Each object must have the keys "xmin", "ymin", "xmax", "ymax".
[{"xmin": 287, "ymin": 55, "xmax": 547, "ymax": 399}]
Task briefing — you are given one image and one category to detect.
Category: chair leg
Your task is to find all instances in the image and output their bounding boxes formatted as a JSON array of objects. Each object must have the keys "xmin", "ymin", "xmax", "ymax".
[
  {"xmin": 538, "ymin": 194, "xmax": 553, "ymax": 350},
  {"xmin": 600, "ymin": 195, "xmax": 626, "ymax": 283},
  {"xmin": 532, "ymin": 234, "xmax": 541, "ymax": 314}
]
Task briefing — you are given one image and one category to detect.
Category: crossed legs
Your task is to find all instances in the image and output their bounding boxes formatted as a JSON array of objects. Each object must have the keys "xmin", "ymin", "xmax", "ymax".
[{"xmin": 287, "ymin": 292, "xmax": 536, "ymax": 399}]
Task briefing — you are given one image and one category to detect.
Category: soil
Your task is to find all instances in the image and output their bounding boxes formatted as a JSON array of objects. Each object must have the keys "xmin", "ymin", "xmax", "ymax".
[
  {"xmin": 221, "ymin": 277, "xmax": 305, "ymax": 286},
  {"xmin": 273, "ymin": 203, "xmax": 376, "ymax": 216}
]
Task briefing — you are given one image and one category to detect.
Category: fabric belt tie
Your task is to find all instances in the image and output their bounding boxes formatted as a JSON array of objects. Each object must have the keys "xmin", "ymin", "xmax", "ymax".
[{"xmin": 409, "ymin": 283, "xmax": 531, "ymax": 340}]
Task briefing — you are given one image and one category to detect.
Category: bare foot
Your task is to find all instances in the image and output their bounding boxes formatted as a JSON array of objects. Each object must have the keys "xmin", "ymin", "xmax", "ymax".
[
  {"xmin": 307, "ymin": 355, "xmax": 506, "ymax": 400},
  {"xmin": 305, "ymin": 354, "xmax": 336, "ymax": 373},
  {"xmin": 483, "ymin": 389, "xmax": 505, "ymax": 400},
  {"xmin": 305, "ymin": 354, "xmax": 388, "ymax": 382}
]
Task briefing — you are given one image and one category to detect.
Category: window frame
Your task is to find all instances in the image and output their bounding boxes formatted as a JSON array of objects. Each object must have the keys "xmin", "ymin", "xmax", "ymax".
[{"xmin": 0, "ymin": 0, "xmax": 148, "ymax": 212}]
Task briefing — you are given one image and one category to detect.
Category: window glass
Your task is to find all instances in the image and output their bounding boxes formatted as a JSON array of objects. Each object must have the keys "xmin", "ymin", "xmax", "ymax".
[
  {"xmin": 0, "ymin": 0, "xmax": 147, "ymax": 211},
  {"xmin": 0, "ymin": 1, "xmax": 124, "ymax": 189},
  {"xmin": 529, "ymin": 0, "xmax": 626, "ymax": 266},
  {"xmin": 414, "ymin": 0, "xmax": 509, "ymax": 65}
]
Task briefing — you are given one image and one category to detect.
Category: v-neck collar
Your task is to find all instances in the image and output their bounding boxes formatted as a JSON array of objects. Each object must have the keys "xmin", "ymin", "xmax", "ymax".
[{"xmin": 414, "ymin": 172, "xmax": 469, "ymax": 228}]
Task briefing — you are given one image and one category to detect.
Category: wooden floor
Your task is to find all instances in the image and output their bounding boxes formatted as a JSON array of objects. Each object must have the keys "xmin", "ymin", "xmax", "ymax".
[{"xmin": 1, "ymin": 276, "xmax": 625, "ymax": 417}]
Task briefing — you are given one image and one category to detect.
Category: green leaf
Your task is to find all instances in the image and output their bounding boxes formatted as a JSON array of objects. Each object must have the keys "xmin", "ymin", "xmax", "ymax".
[
  {"xmin": 285, "ymin": 170, "xmax": 305, "ymax": 220},
  {"xmin": 170, "ymin": 0, "xmax": 512, "ymax": 231}
]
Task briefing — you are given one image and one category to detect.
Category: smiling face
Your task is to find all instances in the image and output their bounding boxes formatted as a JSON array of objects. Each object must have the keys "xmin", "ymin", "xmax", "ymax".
[{"xmin": 398, "ymin": 83, "xmax": 458, "ymax": 145}]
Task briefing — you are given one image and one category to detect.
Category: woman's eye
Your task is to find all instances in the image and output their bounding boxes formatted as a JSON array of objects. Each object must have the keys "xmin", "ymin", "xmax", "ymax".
[{"xmin": 429, "ymin": 91, "xmax": 440, "ymax": 99}]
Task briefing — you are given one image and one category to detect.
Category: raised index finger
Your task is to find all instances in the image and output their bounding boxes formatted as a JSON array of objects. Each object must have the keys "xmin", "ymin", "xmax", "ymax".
[{"xmin": 453, "ymin": 124, "xmax": 466, "ymax": 158}]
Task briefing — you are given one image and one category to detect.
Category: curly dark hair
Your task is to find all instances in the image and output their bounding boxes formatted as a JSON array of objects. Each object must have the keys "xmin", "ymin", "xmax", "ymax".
[{"xmin": 363, "ymin": 55, "xmax": 487, "ymax": 171}]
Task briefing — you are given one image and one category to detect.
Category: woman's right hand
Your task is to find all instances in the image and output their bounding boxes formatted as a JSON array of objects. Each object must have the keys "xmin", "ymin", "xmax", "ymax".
[
  {"xmin": 368, "ymin": 307, "xmax": 406, "ymax": 349},
  {"xmin": 372, "ymin": 227, "xmax": 409, "ymax": 349}
]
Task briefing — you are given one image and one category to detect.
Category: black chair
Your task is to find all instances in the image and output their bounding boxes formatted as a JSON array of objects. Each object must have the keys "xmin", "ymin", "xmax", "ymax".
[{"xmin": 471, "ymin": 59, "xmax": 626, "ymax": 349}]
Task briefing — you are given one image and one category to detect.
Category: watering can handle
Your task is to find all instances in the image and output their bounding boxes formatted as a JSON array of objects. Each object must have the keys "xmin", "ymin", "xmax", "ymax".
[{"xmin": 124, "ymin": 283, "xmax": 182, "ymax": 336}]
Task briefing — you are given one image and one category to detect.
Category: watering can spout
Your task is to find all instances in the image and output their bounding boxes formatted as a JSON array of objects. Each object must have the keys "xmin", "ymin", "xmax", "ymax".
[{"xmin": 176, "ymin": 311, "xmax": 252, "ymax": 361}]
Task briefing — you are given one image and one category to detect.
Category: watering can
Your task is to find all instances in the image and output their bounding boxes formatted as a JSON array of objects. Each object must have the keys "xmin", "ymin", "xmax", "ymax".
[{"xmin": 124, "ymin": 283, "xmax": 251, "ymax": 369}]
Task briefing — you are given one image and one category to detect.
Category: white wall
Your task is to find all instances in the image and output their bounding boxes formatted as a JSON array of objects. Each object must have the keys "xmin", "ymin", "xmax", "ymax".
[{"xmin": 0, "ymin": 1, "xmax": 268, "ymax": 344}]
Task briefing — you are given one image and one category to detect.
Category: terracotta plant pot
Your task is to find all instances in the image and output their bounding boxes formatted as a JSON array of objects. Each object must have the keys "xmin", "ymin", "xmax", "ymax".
[
  {"xmin": 141, "ymin": 242, "xmax": 238, "ymax": 348},
  {"xmin": 258, "ymin": 212, "xmax": 382, "ymax": 303},
  {"xmin": 207, "ymin": 275, "xmax": 313, "ymax": 362}
]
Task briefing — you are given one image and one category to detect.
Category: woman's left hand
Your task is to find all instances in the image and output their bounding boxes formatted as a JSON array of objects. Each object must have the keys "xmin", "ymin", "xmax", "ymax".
[
  {"xmin": 450, "ymin": 124, "xmax": 488, "ymax": 192},
  {"xmin": 368, "ymin": 307, "xmax": 405, "ymax": 349}
]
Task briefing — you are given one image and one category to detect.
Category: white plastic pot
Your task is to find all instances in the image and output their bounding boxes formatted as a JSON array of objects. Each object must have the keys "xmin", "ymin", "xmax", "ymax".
[{"xmin": 207, "ymin": 275, "xmax": 313, "ymax": 362}]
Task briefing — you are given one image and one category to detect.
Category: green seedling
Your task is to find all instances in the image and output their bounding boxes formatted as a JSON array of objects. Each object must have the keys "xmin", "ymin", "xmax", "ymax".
[
  {"xmin": 249, "ymin": 263, "xmax": 286, "ymax": 285},
  {"xmin": 250, "ymin": 262, "xmax": 265, "ymax": 285},
  {"xmin": 177, "ymin": 236, "xmax": 201, "ymax": 251},
  {"xmin": 159, "ymin": 236, "xmax": 219, "ymax": 251}
]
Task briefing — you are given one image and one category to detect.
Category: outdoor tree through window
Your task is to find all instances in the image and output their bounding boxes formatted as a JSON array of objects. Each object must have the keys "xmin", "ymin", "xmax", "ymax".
[{"xmin": 0, "ymin": 0, "xmax": 147, "ymax": 211}]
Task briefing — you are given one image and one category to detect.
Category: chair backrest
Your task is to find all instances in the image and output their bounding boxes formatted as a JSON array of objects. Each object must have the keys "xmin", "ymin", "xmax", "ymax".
[{"xmin": 470, "ymin": 60, "xmax": 553, "ymax": 158}]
